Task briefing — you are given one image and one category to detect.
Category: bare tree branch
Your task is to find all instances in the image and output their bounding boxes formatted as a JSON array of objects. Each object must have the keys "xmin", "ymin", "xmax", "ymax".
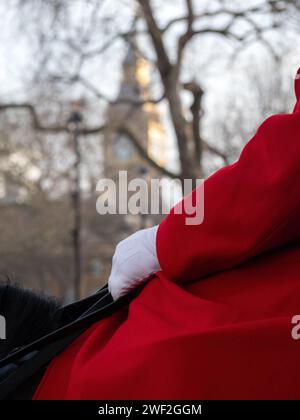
[
  {"xmin": 202, "ymin": 141, "xmax": 230, "ymax": 165},
  {"xmin": 120, "ymin": 126, "xmax": 179, "ymax": 179},
  {"xmin": 0, "ymin": 102, "xmax": 177, "ymax": 178},
  {"xmin": 183, "ymin": 80, "xmax": 203, "ymax": 166},
  {"xmin": 184, "ymin": 81, "xmax": 229, "ymax": 167},
  {"xmin": 0, "ymin": 103, "xmax": 70, "ymax": 134},
  {"xmin": 137, "ymin": 0, "xmax": 172, "ymax": 78},
  {"xmin": 0, "ymin": 102, "xmax": 106, "ymax": 135},
  {"xmin": 177, "ymin": 0, "xmax": 195, "ymax": 66},
  {"xmin": 138, "ymin": 0, "xmax": 197, "ymax": 181},
  {"xmin": 172, "ymin": 1, "xmax": 283, "ymax": 65},
  {"xmin": 82, "ymin": 29, "xmax": 148, "ymax": 58},
  {"xmin": 162, "ymin": 2, "xmax": 286, "ymax": 33},
  {"xmin": 76, "ymin": 75, "xmax": 165, "ymax": 106}
]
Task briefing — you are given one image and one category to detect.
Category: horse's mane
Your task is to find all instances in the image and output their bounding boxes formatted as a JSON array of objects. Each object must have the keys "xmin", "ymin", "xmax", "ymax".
[{"xmin": 0, "ymin": 282, "xmax": 62, "ymax": 359}]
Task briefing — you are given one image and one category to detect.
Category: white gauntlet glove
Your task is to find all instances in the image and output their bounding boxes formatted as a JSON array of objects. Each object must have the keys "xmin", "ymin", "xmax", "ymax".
[{"xmin": 108, "ymin": 225, "xmax": 160, "ymax": 301}]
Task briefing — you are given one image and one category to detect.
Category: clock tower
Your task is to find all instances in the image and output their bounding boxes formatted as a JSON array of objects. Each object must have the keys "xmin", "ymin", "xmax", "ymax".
[{"xmin": 86, "ymin": 46, "xmax": 167, "ymax": 293}]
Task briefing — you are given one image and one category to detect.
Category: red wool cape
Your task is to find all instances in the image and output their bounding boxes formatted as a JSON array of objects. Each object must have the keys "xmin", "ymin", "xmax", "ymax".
[{"xmin": 34, "ymin": 69, "xmax": 300, "ymax": 400}]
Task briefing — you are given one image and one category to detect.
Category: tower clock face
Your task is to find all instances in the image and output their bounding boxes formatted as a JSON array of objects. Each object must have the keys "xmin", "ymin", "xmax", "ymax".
[{"xmin": 113, "ymin": 133, "xmax": 135, "ymax": 162}]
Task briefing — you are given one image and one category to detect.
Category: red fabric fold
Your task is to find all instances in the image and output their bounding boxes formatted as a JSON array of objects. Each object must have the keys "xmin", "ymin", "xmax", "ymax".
[
  {"xmin": 34, "ymin": 247, "xmax": 300, "ymax": 399},
  {"xmin": 157, "ymin": 68, "xmax": 300, "ymax": 283},
  {"xmin": 293, "ymin": 67, "xmax": 300, "ymax": 113}
]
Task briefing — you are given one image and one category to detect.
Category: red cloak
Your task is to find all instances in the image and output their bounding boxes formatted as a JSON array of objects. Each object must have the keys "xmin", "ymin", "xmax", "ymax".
[{"xmin": 34, "ymin": 69, "xmax": 300, "ymax": 400}]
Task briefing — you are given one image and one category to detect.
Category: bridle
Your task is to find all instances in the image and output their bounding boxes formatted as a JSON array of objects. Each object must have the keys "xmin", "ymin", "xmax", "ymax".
[{"xmin": 0, "ymin": 285, "xmax": 138, "ymax": 400}]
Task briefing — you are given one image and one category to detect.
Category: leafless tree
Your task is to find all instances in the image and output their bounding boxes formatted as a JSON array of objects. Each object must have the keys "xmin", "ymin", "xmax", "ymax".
[{"xmin": 1, "ymin": 0, "xmax": 299, "ymax": 180}]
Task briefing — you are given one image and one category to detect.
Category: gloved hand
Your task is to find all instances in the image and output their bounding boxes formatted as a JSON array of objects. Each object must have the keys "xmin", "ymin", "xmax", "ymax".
[{"xmin": 108, "ymin": 225, "xmax": 160, "ymax": 301}]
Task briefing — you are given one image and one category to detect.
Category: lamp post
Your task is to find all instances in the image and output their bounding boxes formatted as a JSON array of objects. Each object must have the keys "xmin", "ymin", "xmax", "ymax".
[{"xmin": 67, "ymin": 100, "xmax": 83, "ymax": 301}]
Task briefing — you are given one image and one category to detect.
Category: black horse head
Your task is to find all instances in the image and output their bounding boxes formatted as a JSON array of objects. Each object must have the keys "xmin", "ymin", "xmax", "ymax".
[
  {"xmin": 0, "ymin": 282, "xmax": 61, "ymax": 360},
  {"xmin": 0, "ymin": 281, "xmax": 118, "ymax": 399}
]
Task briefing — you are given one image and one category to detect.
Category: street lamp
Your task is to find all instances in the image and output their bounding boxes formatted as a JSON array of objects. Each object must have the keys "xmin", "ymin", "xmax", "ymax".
[{"xmin": 67, "ymin": 100, "xmax": 83, "ymax": 301}]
